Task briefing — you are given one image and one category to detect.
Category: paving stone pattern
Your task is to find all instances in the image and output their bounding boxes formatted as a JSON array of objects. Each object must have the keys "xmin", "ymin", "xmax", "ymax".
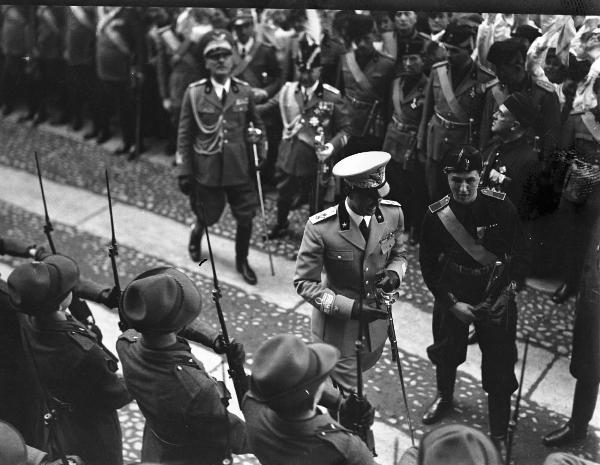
[{"xmin": 1, "ymin": 200, "xmax": 598, "ymax": 464}]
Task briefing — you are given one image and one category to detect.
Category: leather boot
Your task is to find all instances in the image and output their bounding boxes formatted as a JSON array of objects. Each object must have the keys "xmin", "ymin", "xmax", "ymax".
[
  {"xmin": 188, "ymin": 224, "xmax": 203, "ymax": 262},
  {"xmin": 422, "ymin": 393, "xmax": 453, "ymax": 425},
  {"xmin": 236, "ymin": 222, "xmax": 257, "ymax": 285},
  {"xmin": 543, "ymin": 423, "xmax": 587, "ymax": 447},
  {"xmin": 551, "ymin": 282, "xmax": 574, "ymax": 304},
  {"xmin": 488, "ymin": 393, "xmax": 511, "ymax": 442},
  {"xmin": 267, "ymin": 221, "xmax": 289, "ymax": 240}
]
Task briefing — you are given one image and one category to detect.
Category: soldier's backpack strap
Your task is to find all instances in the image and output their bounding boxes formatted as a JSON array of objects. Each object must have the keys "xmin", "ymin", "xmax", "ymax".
[
  {"xmin": 391, "ymin": 77, "xmax": 403, "ymax": 117},
  {"xmin": 481, "ymin": 188, "xmax": 506, "ymax": 200},
  {"xmin": 309, "ymin": 206, "xmax": 337, "ymax": 224},
  {"xmin": 436, "ymin": 203, "xmax": 498, "ymax": 265},
  {"xmin": 435, "ymin": 64, "xmax": 468, "ymax": 122},
  {"xmin": 344, "ymin": 51, "xmax": 378, "ymax": 100}
]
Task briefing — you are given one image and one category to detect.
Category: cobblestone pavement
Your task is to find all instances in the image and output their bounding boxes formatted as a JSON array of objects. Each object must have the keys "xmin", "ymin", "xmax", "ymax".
[{"xmin": 0, "ymin": 118, "xmax": 598, "ymax": 464}]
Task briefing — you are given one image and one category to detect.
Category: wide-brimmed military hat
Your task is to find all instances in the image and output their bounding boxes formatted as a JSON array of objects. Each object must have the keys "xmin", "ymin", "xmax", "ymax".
[
  {"xmin": 120, "ymin": 266, "xmax": 202, "ymax": 333},
  {"xmin": 443, "ymin": 145, "xmax": 483, "ymax": 174},
  {"xmin": 250, "ymin": 334, "xmax": 339, "ymax": 412},
  {"xmin": 0, "ymin": 421, "xmax": 26, "ymax": 465},
  {"xmin": 333, "ymin": 151, "xmax": 392, "ymax": 197},
  {"xmin": 200, "ymin": 29, "xmax": 234, "ymax": 58},
  {"xmin": 7, "ymin": 254, "xmax": 79, "ymax": 315},
  {"xmin": 418, "ymin": 424, "xmax": 502, "ymax": 465}
]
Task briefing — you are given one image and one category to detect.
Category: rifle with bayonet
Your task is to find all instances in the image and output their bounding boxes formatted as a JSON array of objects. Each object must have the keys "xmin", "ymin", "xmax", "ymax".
[
  {"xmin": 198, "ymin": 202, "xmax": 249, "ymax": 407},
  {"xmin": 104, "ymin": 169, "xmax": 128, "ymax": 332}
]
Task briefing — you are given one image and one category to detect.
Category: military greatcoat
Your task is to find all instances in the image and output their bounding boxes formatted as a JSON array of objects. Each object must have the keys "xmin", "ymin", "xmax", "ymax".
[{"xmin": 294, "ymin": 199, "xmax": 407, "ymax": 385}]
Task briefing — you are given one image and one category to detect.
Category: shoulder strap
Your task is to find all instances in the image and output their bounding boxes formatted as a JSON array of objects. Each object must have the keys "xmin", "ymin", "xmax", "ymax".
[
  {"xmin": 437, "ymin": 205, "xmax": 498, "ymax": 265},
  {"xmin": 279, "ymin": 83, "xmax": 303, "ymax": 139},
  {"xmin": 436, "ymin": 65, "xmax": 468, "ymax": 122},
  {"xmin": 392, "ymin": 77, "xmax": 403, "ymax": 117},
  {"xmin": 581, "ymin": 112, "xmax": 600, "ymax": 144},
  {"xmin": 344, "ymin": 52, "xmax": 377, "ymax": 99}
]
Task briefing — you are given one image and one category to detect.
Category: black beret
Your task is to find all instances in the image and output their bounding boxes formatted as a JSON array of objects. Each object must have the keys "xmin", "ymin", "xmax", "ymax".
[
  {"xmin": 441, "ymin": 22, "xmax": 476, "ymax": 48},
  {"xmin": 511, "ymin": 24, "xmax": 542, "ymax": 43},
  {"xmin": 347, "ymin": 14, "xmax": 375, "ymax": 43},
  {"xmin": 443, "ymin": 145, "xmax": 483, "ymax": 174},
  {"xmin": 487, "ymin": 39, "xmax": 527, "ymax": 67},
  {"xmin": 502, "ymin": 92, "xmax": 539, "ymax": 128}
]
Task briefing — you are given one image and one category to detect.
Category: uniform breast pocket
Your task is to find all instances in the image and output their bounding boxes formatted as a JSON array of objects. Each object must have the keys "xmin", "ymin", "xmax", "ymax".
[
  {"xmin": 380, "ymin": 238, "xmax": 394, "ymax": 255},
  {"xmin": 326, "ymin": 249, "xmax": 354, "ymax": 261},
  {"xmin": 233, "ymin": 104, "xmax": 248, "ymax": 113}
]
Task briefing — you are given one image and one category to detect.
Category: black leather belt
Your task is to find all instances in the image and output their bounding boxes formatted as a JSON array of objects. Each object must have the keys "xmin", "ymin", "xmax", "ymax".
[
  {"xmin": 435, "ymin": 112, "xmax": 469, "ymax": 129},
  {"xmin": 392, "ymin": 116, "xmax": 417, "ymax": 133},
  {"xmin": 448, "ymin": 262, "xmax": 495, "ymax": 276}
]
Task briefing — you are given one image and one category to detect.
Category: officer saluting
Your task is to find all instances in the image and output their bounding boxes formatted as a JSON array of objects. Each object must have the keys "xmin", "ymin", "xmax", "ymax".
[
  {"xmin": 294, "ymin": 151, "xmax": 407, "ymax": 392},
  {"xmin": 260, "ymin": 32, "xmax": 351, "ymax": 238},
  {"xmin": 419, "ymin": 145, "xmax": 528, "ymax": 455},
  {"xmin": 177, "ymin": 29, "xmax": 266, "ymax": 285}
]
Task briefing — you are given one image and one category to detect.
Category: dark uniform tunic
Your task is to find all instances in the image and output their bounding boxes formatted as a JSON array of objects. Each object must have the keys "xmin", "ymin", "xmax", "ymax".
[
  {"xmin": 418, "ymin": 60, "xmax": 497, "ymax": 200},
  {"xmin": 419, "ymin": 189, "xmax": 527, "ymax": 435},
  {"xmin": 19, "ymin": 314, "xmax": 130, "ymax": 465},
  {"xmin": 258, "ymin": 80, "xmax": 351, "ymax": 216},
  {"xmin": 337, "ymin": 50, "xmax": 396, "ymax": 153},
  {"xmin": 0, "ymin": 5, "xmax": 30, "ymax": 113},
  {"xmin": 242, "ymin": 394, "xmax": 374, "ymax": 465},
  {"xmin": 382, "ymin": 74, "xmax": 428, "ymax": 235},
  {"xmin": 117, "ymin": 330, "xmax": 248, "ymax": 465}
]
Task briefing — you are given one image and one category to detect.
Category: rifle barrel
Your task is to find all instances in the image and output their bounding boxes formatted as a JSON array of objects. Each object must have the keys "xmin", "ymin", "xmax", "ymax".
[{"xmin": 34, "ymin": 152, "xmax": 57, "ymax": 254}]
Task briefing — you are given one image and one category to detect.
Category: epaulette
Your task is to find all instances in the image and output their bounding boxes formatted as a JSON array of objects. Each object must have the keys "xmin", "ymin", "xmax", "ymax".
[
  {"xmin": 478, "ymin": 63, "xmax": 496, "ymax": 78},
  {"xmin": 189, "ymin": 78, "xmax": 207, "ymax": 88},
  {"xmin": 484, "ymin": 77, "xmax": 499, "ymax": 89},
  {"xmin": 533, "ymin": 78, "xmax": 555, "ymax": 93},
  {"xmin": 323, "ymin": 83, "xmax": 341, "ymax": 95},
  {"xmin": 481, "ymin": 188, "xmax": 506, "ymax": 200},
  {"xmin": 118, "ymin": 329, "xmax": 141, "ymax": 343},
  {"xmin": 232, "ymin": 76, "xmax": 250, "ymax": 86},
  {"xmin": 315, "ymin": 423, "xmax": 349, "ymax": 436},
  {"xmin": 428, "ymin": 195, "xmax": 450, "ymax": 213},
  {"xmin": 309, "ymin": 206, "xmax": 337, "ymax": 224},
  {"xmin": 432, "ymin": 60, "xmax": 448, "ymax": 69},
  {"xmin": 380, "ymin": 199, "xmax": 401, "ymax": 207},
  {"xmin": 68, "ymin": 328, "xmax": 96, "ymax": 351}
]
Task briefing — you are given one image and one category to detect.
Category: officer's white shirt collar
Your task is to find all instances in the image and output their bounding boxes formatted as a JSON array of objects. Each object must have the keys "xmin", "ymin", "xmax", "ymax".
[
  {"xmin": 299, "ymin": 80, "xmax": 319, "ymax": 101},
  {"xmin": 210, "ymin": 78, "xmax": 231, "ymax": 100},
  {"xmin": 345, "ymin": 198, "xmax": 371, "ymax": 227},
  {"xmin": 237, "ymin": 36, "xmax": 254, "ymax": 56}
]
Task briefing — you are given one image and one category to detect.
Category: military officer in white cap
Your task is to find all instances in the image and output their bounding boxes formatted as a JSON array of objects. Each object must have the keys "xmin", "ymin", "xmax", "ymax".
[{"xmin": 294, "ymin": 151, "xmax": 408, "ymax": 392}]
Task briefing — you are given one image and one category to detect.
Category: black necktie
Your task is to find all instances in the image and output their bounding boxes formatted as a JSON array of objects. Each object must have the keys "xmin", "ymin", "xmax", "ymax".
[
  {"xmin": 302, "ymin": 87, "xmax": 308, "ymax": 105},
  {"xmin": 359, "ymin": 219, "xmax": 369, "ymax": 242},
  {"xmin": 221, "ymin": 89, "xmax": 227, "ymax": 106},
  {"xmin": 240, "ymin": 47, "xmax": 246, "ymax": 59}
]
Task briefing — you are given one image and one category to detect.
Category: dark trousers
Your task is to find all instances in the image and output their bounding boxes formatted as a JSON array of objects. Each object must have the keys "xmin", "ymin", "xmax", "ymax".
[
  {"xmin": 98, "ymin": 79, "xmax": 136, "ymax": 147},
  {"xmin": 190, "ymin": 182, "xmax": 258, "ymax": 262},
  {"xmin": 27, "ymin": 58, "xmax": 68, "ymax": 120},
  {"xmin": 569, "ymin": 379, "xmax": 599, "ymax": 432},
  {"xmin": 0, "ymin": 54, "xmax": 26, "ymax": 111},
  {"xmin": 66, "ymin": 63, "xmax": 100, "ymax": 129},
  {"xmin": 275, "ymin": 173, "xmax": 316, "ymax": 225},
  {"xmin": 427, "ymin": 272, "xmax": 518, "ymax": 436}
]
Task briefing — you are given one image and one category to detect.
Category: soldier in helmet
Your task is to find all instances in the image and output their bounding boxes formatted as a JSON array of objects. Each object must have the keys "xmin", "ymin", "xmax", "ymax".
[
  {"xmin": 116, "ymin": 267, "xmax": 249, "ymax": 464},
  {"xmin": 259, "ymin": 32, "xmax": 351, "ymax": 239},
  {"xmin": 243, "ymin": 334, "xmax": 375, "ymax": 465},
  {"xmin": 419, "ymin": 145, "xmax": 528, "ymax": 457},
  {"xmin": 337, "ymin": 14, "xmax": 396, "ymax": 154},
  {"xmin": 294, "ymin": 151, "xmax": 407, "ymax": 393},
  {"xmin": 382, "ymin": 38, "xmax": 429, "ymax": 245},
  {"xmin": 7, "ymin": 254, "xmax": 131, "ymax": 465},
  {"xmin": 177, "ymin": 29, "xmax": 266, "ymax": 285},
  {"xmin": 417, "ymin": 17, "xmax": 497, "ymax": 201}
]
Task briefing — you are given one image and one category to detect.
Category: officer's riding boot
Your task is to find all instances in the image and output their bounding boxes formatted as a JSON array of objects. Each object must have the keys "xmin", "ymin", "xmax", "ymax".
[
  {"xmin": 422, "ymin": 366, "xmax": 455, "ymax": 425},
  {"xmin": 543, "ymin": 380, "xmax": 598, "ymax": 446},
  {"xmin": 488, "ymin": 392, "xmax": 511, "ymax": 461},
  {"xmin": 235, "ymin": 222, "xmax": 257, "ymax": 285},
  {"xmin": 268, "ymin": 208, "xmax": 290, "ymax": 240},
  {"xmin": 188, "ymin": 223, "xmax": 204, "ymax": 262}
]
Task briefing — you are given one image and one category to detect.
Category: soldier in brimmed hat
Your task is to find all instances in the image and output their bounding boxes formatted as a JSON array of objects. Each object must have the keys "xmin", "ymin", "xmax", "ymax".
[
  {"xmin": 294, "ymin": 151, "xmax": 407, "ymax": 393},
  {"xmin": 116, "ymin": 266, "xmax": 249, "ymax": 464},
  {"xmin": 258, "ymin": 32, "xmax": 351, "ymax": 239},
  {"xmin": 419, "ymin": 145, "xmax": 528, "ymax": 457},
  {"xmin": 177, "ymin": 28, "xmax": 266, "ymax": 285},
  {"xmin": 417, "ymin": 17, "xmax": 497, "ymax": 201},
  {"xmin": 7, "ymin": 254, "xmax": 131, "ymax": 465},
  {"xmin": 337, "ymin": 13, "xmax": 395, "ymax": 154},
  {"xmin": 242, "ymin": 334, "xmax": 375, "ymax": 464}
]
